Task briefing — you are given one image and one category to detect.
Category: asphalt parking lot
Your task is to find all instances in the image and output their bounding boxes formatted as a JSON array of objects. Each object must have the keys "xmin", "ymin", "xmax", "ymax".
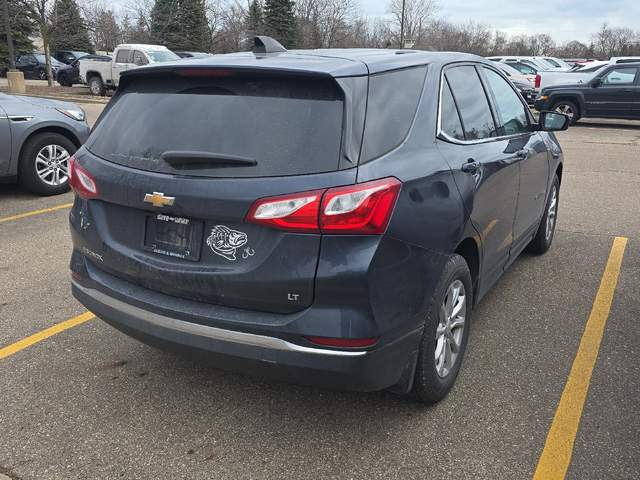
[{"xmin": 0, "ymin": 107, "xmax": 638, "ymax": 479}]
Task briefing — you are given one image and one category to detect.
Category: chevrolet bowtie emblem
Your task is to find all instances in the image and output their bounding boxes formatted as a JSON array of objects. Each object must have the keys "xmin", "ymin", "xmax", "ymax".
[{"xmin": 143, "ymin": 192, "xmax": 175, "ymax": 208}]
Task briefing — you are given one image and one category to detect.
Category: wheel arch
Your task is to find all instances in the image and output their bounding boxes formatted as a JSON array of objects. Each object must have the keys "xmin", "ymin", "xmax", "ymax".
[
  {"xmin": 17, "ymin": 126, "xmax": 83, "ymax": 178},
  {"xmin": 453, "ymin": 237, "xmax": 480, "ymax": 307}
]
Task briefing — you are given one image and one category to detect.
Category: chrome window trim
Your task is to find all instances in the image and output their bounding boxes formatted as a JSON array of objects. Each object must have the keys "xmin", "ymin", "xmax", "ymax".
[
  {"xmin": 74, "ymin": 282, "xmax": 368, "ymax": 358},
  {"xmin": 436, "ymin": 62, "xmax": 536, "ymax": 146}
]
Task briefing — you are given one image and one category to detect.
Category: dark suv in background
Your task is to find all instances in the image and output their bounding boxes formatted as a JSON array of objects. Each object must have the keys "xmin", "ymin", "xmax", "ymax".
[
  {"xmin": 69, "ymin": 37, "xmax": 569, "ymax": 403},
  {"xmin": 535, "ymin": 63, "xmax": 640, "ymax": 124}
]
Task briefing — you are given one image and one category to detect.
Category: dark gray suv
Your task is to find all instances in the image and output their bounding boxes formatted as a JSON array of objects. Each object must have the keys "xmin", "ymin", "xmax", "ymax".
[{"xmin": 69, "ymin": 37, "xmax": 569, "ymax": 403}]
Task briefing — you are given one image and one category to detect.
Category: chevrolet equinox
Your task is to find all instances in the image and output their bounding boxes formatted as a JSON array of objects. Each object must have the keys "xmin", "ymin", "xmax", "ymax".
[{"xmin": 69, "ymin": 37, "xmax": 569, "ymax": 403}]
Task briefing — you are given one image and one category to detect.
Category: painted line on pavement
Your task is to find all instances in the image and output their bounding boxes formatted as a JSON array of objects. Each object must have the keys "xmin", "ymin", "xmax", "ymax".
[
  {"xmin": 0, "ymin": 312, "xmax": 94, "ymax": 360},
  {"xmin": 533, "ymin": 236, "xmax": 628, "ymax": 480},
  {"xmin": 0, "ymin": 203, "xmax": 73, "ymax": 224}
]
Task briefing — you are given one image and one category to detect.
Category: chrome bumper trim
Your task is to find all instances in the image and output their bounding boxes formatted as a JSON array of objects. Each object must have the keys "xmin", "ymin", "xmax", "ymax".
[{"xmin": 74, "ymin": 282, "xmax": 367, "ymax": 358}]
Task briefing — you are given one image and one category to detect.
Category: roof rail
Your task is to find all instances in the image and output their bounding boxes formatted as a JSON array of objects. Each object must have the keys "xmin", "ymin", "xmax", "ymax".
[{"xmin": 253, "ymin": 36, "xmax": 287, "ymax": 55}]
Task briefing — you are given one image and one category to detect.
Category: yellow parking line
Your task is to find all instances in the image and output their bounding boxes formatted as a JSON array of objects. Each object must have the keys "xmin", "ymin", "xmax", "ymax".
[
  {"xmin": 533, "ymin": 236, "xmax": 628, "ymax": 480},
  {"xmin": 0, "ymin": 202, "xmax": 73, "ymax": 223},
  {"xmin": 0, "ymin": 312, "xmax": 94, "ymax": 360}
]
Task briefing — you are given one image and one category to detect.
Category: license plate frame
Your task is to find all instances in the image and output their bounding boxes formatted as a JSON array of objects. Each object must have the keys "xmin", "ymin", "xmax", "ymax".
[{"xmin": 142, "ymin": 213, "xmax": 203, "ymax": 262}]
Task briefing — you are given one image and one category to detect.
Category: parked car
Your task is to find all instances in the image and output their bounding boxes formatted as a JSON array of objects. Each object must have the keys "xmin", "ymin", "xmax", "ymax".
[
  {"xmin": 512, "ymin": 80, "xmax": 538, "ymax": 105},
  {"xmin": 53, "ymin": 50, "xmax": 90, "ymax": 65},
  {"xmin": 15, "ymin": 53, "xmax": 63, "ymax": 80},
  {"xmin": 174, "ymin": 51, "xmax": 214, "ymax": 59},
  {"xmin": 534, "ymin": 63, "xmax": 640, "ymax": 124},
  {"xmin": 69, "ymin": 37, "xmax": 569, "ymax": 404},
  {"xmin": 0, "ymin": 94, "xmax": 90, "ymax": 195},
  {"xmin": 493, "ymin": 61, "xmax": 537, "ymax": 84},
  {"xmin": 488, "ymin": 56, "xmax": 555, "ymax": 71},
  {"xmin": 79, "ymin": 44, "xmax": 181, "ymax": 96},
  {"xmin": 609, "ymin": 57, "xmax": 640, "ymax": 65},
  {"xmin": 56, "ymin": 55, "xmax": 111, "ymax": 87},
  {"xmin": 535, "ymin": 62, "xmax": 609, "ymax": 89}
]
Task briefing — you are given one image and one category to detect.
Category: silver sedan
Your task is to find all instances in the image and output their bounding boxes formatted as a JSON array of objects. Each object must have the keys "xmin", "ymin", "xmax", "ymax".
[{"xmin": 0, "ymin": 93, "xmax": 90, "ymax": 195}]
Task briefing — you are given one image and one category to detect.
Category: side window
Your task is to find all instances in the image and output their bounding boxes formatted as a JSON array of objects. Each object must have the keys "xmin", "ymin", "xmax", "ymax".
[
  {"xmin": 360, "ymin": 67, "xmax": 427, "ymax": 162},
  {"xmin": 483, "ymin": 68, "xmax": 531, "ymax": 136},
  {"xmin": 133, "ymin": 51, "xmax": 149, "ymax": 65},
  {"xmin": 601, "ymin": 67, "xmax": 638, "ymax": 85},
  {"xmin": 514, "ymin": 64, "xmax": 536, "ymax": 75},
  {"xmin": 545, "ymin": 58, "xmax": 560, "ymax": 67},
  {"xmin": 439, "ymin": 80, "xmax": 465, "ymax": 141},
  {"xmin": 445, "ymin": 66, "xmax": 496, "ymax": 141},
  {"xmin": 115, "ymin": 49, "xmax": 131, "ymax": 63}
]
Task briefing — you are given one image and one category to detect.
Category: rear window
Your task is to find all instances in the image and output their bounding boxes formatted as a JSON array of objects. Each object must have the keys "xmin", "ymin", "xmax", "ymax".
[{"xmin": 86, "ymin": 77, "xmax": 345, "ymax": 178}]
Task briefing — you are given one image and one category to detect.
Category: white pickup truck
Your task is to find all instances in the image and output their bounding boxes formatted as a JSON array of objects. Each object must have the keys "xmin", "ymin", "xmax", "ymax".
[
  {"xmin": 535, "ymin": 62, "xmax": 608, "ymax": 89},
  {"xmin": 79, "ymin": 44, "xmax": 180, "ymax": 95}
]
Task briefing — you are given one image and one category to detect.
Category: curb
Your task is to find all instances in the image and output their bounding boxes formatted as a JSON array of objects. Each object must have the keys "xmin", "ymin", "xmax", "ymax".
[{"xmin": 5, "ymin": 92, "xmax": 110, "ymax": 105}]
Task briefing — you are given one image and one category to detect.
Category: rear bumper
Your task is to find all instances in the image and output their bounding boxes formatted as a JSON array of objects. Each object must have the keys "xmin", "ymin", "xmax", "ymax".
[{"xmin": 71, "ymin": 268, "xmax": 422, "ymax": 392}]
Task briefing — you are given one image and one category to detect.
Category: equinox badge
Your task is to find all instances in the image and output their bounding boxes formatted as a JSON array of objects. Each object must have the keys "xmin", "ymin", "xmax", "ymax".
[{"xmin": 144, "ymin": 192, "xmax": 175, "ymax": 208}]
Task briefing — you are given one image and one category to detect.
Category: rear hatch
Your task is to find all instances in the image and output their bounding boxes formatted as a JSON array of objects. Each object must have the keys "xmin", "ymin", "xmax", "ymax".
[{"xmin": 77, "ymin": 71, "xmax": 359, "ymax": 314}]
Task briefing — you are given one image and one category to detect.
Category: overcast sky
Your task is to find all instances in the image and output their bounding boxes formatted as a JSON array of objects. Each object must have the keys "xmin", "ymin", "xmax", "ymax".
[{"xmin": 360, "ymin": 0, "xmax": 640, "ymax": 43}]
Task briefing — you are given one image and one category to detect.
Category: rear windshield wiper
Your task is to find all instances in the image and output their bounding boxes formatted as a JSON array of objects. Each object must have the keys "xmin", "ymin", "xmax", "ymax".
[{"xmin": 161, "ymin": 151, "xmax": 257, "ymax": 166}]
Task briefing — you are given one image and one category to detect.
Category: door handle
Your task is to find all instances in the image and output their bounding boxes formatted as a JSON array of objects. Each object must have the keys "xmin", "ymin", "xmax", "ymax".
[
  {"xmin": 619, "ymin": 88, "xmax": 632, "ymax": 92},
  {"xmin": 461, "ymin": 159, "xmax": 481, "ymax": 173}
]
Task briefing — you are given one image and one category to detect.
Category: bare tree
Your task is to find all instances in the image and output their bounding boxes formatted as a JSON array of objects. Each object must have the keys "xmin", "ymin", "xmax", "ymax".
[
  {"xmin": 18, "ymin": 0, "xmax": 60, "ymax": 86},
  {"xmin": 83, "ymin": 1, "xmax": 121, "ymax": 53},
  {"xmin": 386, "ymin": 0, "xmax": 441, "ymax": 47}
]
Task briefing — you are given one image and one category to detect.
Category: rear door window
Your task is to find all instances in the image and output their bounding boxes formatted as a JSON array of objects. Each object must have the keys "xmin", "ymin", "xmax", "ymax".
[
  {"xmin": 360, "ymin": 67, "xmax": 427, "ymax": 162},
  {"xmin": 445, "ymin": 66, "xmax": 497, "ymax": 140},
  {"xmin": 87, "ymin": 77, "xmax": 345, "ymax": 178},
  {"xmin": 482, "ymin": 67, "xmax": 531, "ymax": 136},
  {"xmin": 133, "ymin": 51, "xmax": 148, "ymax": 65},
  {"xmin": 439, "ymin": 80, "xmax": 465, "ymax": 141},
  {"xmin": 115, "ymin": 49, "xmax": 130, "ymax": 63}
]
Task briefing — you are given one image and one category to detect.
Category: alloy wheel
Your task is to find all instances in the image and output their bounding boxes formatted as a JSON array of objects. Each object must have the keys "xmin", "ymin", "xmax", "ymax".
[
  {"xmin": 435, "ymin": 279, "xmax": 466, "ymax": 378},
  {"xmin": 38, "ymin": 69, "xmax": 46, "ymax": 80},
  {"xmin": 546, "ymin": 186, "xmax": 557, "ymax": 240},
  {"xmin": 554, "ymin": 104, "xmax": 574, "ymax": 120},
  {"xmin": 35, "ymin": 144, "xmax": 70, "ymax": 186}
]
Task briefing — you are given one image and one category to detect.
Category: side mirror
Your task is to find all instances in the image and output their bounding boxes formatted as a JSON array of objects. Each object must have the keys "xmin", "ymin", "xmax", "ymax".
[
  {"xmin": 538, "ymin": 111, "xmax": 570, "ymax": 131},
  {"xmin": 591, "ymin": 77, "xmax": 601, "ymax": 87}
]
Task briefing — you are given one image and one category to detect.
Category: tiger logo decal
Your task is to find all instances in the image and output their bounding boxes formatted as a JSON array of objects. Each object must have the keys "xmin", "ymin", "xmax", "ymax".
[{"xmin": 206, "ymin": 225, "xmax": 248, "ymax": 261}]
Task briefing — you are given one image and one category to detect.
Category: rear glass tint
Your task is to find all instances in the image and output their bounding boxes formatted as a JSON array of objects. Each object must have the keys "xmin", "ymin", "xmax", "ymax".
[
  {"xmin": 86, "ymin": 77, "xmax": 345, "ymax": 178},
  {"xmin": 360, "ymin": 67, "xmax": 427, "ymax": 162}
]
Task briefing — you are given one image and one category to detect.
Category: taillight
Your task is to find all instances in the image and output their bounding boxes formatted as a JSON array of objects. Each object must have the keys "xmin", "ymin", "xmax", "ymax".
[
  {"xmin": 245, "ymin": 177, "xmax": 401, "ymax": 235},
  {"xmin": 245, "ymin": 189, "xmax": 325, "ymax": 233},
  {"xmin": 304, "ymin": 336, "xmax": 379, "ymax": 348},
  {"xmin": 69, "ymin": 156, "xmax": 99, "ymax": 199},
  {"xmin": 320, "ymin": 178, "xmax": 401, "ymax": 234},
  {"xmin": 535, "ymin": 74, "xmax": 541, "ymax": 88}
]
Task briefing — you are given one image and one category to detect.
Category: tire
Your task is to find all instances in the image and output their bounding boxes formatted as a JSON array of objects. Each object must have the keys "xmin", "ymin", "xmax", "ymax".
[
  {"xmin": 58, "ymin": 73, "xmax": 71, "ymax": 87},
  {"xmin": 526, "ymin": 175, "xmax": 560, "ymax": 254},
  {"xmin": 550, "ymin": 100, "xmax": 579, "ymax": 125},
  {"xmin": 89, "ymin": 76, "xmax": 106, "ymax": 96},
  {"xmin": 38, "ymin": 68, "xmax": 47, "ymax": 80},
  {"xmin": 411, "ymin": 254, "xmax": 472, "ymax": 404},
  {"xmin": 18, "ymin": 132, "xmax": 76, "ymax": 196}
]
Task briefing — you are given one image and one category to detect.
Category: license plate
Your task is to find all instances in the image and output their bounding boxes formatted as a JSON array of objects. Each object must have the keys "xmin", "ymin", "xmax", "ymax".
[{"xmin": 143, "ymin": 214, "xmax": 203, "ymax": 261}]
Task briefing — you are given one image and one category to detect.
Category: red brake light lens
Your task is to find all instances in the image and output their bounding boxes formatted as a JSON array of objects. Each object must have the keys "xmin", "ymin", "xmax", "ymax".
[
  {"xmin": 69, "ymin": 156, "xmax": 99, "ymax": 199},
  {"xmin": 245, "ymin": 178, "xmax": 401, "ymax": 235},
  {"xmin": 245, "ymin": 189, "xmax": 325, "ymax": 233},
  {"xmin": 304, "ymin": 336, "xmax": 379, "ymax": 348},
  {"xmin": 320, "ymin": 178, "xmax": 402, "ymax": 234},
  {"xmin": 174, "ymin": 68, "xmax": 233, "ymax": 77},
  {"xmin": 535, "ymin": 74, "xmax": 541, "ymax": 88}
]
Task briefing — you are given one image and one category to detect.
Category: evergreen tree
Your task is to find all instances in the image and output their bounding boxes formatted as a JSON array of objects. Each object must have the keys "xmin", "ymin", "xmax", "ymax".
[
  {"xmin": 50, "ymin": 0, "xmax": 95, "ymax": 53},
  {"xmin": 244, "ymin": 0, "xmax": 264, "ymax": 50},
  {"xmin": 151, "ymin": 0, "xmax": 181, "ymax": 48},
  {"xmin": 264, "ymin": 0, "xmax": 297, "ymax": 49},
  {"xmin": 176, "ymin": 0, "xmax": 208, "ymax": 51},
  {"xmin": 1, "ymin": 1, "xmax": 37, "ymax": 73}
]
